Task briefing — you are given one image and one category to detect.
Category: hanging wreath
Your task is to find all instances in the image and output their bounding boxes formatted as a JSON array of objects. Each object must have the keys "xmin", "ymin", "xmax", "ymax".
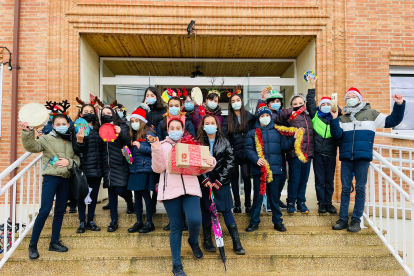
[
  {"xmin": 255, "ymin": 128, "xmax": 273, "ymax": 196},
  {"xmin": 273, "ymin": 125, "xmax": 308, "ymax": 163}
]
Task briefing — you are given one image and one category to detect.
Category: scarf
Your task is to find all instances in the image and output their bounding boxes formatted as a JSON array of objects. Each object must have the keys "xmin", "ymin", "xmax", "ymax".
[
  {"xmin": 343, "ymin": 102, "xmax": 366, "ymax": 126},
  {"xmin": 317, "ymin": 107, "xmax": 332, "ymax": 120},
  {"xmin": 203, "ymin": 103, "xmax": 222, "ymax": 116}
]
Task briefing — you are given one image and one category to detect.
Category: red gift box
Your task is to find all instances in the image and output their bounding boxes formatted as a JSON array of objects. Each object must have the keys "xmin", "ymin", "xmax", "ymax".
[{"xmin": 168, "ymin": 143, "xmax": 211, "ymax": 176}]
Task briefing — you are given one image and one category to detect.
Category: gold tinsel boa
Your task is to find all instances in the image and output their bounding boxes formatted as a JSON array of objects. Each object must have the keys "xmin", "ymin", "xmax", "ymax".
[
  {"xmin": 273, "ymin": 125, "xmax": 309, "ymax": 163},
  {"xmin": 254, "ymin": 128, "xmax": 273, "ymax": 195}
]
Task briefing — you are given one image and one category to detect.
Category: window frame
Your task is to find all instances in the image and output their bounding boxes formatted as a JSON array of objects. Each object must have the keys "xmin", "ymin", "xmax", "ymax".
[{"xmin": 389, "ymin": 66, "xmax": 414, "ymax": 136}]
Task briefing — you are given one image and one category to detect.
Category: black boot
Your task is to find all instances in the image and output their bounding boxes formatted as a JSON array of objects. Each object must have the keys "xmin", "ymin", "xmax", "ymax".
[
  {"xmin": 139, "ymin": 222, "xmax": 155, "ymax": 233},
  {"xmin": 318, "ymin": 203, "xmax": 327, "ymax": 214},
  {"xmin": 28, "ymin": 243, "xmax": 39, "ymax": 259},
  {"xmin": 245, "ymin": 200, "xmax": 252, "ymax": 214},
  {"xmin": 326, "ymin": 204, "xmax": 337, "ymax": 214},
  {"xmin": 102, "ymin": 202, "xmax": 110, "ymax": 210},
  {"xmin": 49, "ymin": 241, "xmax": 68, "ymax": 252},
  {"xmin": 202, "ymin": 224, "xmax": 216, "ymax": 252},
  {"xmin": 172, "ymin": 264, "xmax": 187, "ymax": 276},
  {"xmin": 107, "ymin": 220, "xmax": 118, "ymax": 232},
  {"xmin": 188, "ymin": 239, "xmax": 203, "ymax": 259},
  {"xmin": 227, "ymin": 223, "xmax": 245, "ymax": 255},
  {"xmin": 163, "ymin": 223, "xmax": 170, "ymax": 231},
  {"xmin": 233, "ymin": 195, "xmax": 241, "ymax": 213},
  {"xmin": 76, "ymin": 222, "xmax": 86, "ymax": 233},
  {"xmin": 126, "ymin": 201, "xmax": 135, "ymax": 214},
  {"xmin": 128, "ymin": 222, "xmax": 143, "ymax": 233}
]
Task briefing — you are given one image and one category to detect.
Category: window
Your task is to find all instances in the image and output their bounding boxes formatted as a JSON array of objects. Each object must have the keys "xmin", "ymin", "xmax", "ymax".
[{"xmin": 390, "ymin": 67, "xmax": 414, "ymax": 134}]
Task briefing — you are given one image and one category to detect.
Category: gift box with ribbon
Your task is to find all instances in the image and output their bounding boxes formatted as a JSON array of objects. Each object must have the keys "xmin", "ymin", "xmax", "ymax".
[{"xmin": 168, "ymin": 143, "xmax": 211, "ymax": 176}]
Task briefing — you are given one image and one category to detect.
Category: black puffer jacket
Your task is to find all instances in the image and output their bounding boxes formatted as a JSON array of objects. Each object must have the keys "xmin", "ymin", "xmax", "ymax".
[
  {"xmin": 102, "ymin": 123, "xmax": 130, "ymax": 188},
  {"xmin": 201, "ymin": 133, "xmax": 235, "ymax": 186},
  {"xmin": 222, "ymin": 112, "xmax": 256, "ymax": 160},
  {"xmin": 146, "ymin": 105, "xmax": 166, "ymax": 130},
  {"xmin": 275, "ymin": 106, "xmax": 314, "ymax": 160},
  {"xmin": 79, "ymin": 128, "xmax": 104, "ymax": 178},
  {"xmin": 306, "ymin": 88, "xmax": 341, "ymax": 157}
]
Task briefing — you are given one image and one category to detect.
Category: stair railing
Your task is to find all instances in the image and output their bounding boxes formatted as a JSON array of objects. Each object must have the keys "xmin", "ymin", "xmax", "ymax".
[
  {"xmin": 0, "ymin": 152, "xmax": 43, "ymax": 269},
  {"xmin": 364, "ymin": 134, "xmax": 414, "ymax": 275}
]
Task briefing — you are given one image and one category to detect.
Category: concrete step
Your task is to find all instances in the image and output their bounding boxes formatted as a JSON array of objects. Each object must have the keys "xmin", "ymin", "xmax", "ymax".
[
  {"xmin": 19, "ymin": 226, "xmax": 383, "ymax": 249},
  {"xmin": 42, "ymin": 210, "xmax": 344, "ymax": 229},
  {"xmin": 2, "ymin": 246, "xmax": 403, "ymax": 274}
]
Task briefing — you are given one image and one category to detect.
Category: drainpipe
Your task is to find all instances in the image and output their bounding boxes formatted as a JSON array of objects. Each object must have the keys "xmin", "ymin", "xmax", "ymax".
[{"xmin": 9, "ymin": 0, "xmax": 21, "ymax": 220}]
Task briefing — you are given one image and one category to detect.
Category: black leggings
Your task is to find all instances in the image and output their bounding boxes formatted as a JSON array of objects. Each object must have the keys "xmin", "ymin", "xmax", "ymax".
[
  {"xmin": 134, "ymin": 190, "xmax": 153, "ymax": 223},
  {"xmin": 108, "ymin": 186, "xmax": 133, "ymax": 222},
  {"xmin": 230, "ymin": 158, "xmax": 252, "ymax": 204}
]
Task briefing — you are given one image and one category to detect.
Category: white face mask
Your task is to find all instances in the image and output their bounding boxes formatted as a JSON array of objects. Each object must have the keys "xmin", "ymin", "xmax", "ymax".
[
  {"xmin": 259, "ymin": 117, "xmax": 271, "ymax": 126},
  {"xmin": 346, "ymin": 98, "xmax": 359, "ymax": 107},
  {"xmin": 232, "ymin": 102, "xmax": 242, "ymax": 110},
  {"xmin": 207, "ymin": 101, "xmax": 218, "ymax": 110},
  {"xmin": 131, "ymin": 122, "xmax": 140, "ymax": 131}
]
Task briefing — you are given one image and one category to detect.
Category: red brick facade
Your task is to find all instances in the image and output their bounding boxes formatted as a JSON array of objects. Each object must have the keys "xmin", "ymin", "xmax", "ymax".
[{"xmin": 0, "ymin": 0, "xmax": 413, "ymax": 203}]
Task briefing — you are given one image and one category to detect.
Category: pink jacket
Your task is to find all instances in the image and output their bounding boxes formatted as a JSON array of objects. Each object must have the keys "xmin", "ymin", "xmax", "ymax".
[{"xmin": 151, "ymin": 137, "xmax": 216, "ymax": 201}]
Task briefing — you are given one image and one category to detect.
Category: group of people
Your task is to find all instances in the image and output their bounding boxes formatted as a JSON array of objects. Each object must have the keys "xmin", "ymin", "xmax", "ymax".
[{"xmin": 19, "ymin": 77, "xmax": 405, "ymax": 276}]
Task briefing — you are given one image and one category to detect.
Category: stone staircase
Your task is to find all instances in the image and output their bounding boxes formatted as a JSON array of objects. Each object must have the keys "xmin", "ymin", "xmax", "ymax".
[{"xmin": 1, "ymin": 202, "xmax": 406, "ymax": 275}]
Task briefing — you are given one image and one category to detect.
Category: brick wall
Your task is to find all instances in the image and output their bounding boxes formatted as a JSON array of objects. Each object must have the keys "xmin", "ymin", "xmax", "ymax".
[{"xmin": 0, "ymin": 0, "xmax": 413, "ymax": 204}]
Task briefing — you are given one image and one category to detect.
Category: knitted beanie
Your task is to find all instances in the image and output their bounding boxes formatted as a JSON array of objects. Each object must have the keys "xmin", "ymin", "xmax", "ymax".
[{"xmin": 256, "ymin": 103, "xmax": 272, "ymax": 119}]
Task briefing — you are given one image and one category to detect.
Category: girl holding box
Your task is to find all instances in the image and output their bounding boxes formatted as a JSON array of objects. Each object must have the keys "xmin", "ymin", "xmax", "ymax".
[{"xmin": 151, "ymin": 114, "xmax": 216, "ymax": 276}]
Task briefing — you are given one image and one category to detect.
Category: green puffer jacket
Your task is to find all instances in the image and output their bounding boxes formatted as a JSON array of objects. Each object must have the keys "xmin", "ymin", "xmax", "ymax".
[{"xmin": 21, "ymin": 130, "xmax": 81, "ymax": 178}]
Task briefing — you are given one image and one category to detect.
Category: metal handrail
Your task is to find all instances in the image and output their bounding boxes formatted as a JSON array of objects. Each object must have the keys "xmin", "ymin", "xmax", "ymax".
[
  {"xmin": 375, "ymin": 132, "xmax": 414, "ymax": 140},
  {"xmin": 364, "ymin": 149, "xmax": 414, "ymax": 275},
  {"xmin": 0, "ymin": 152, "xmax": 42, "ymax": 269}
]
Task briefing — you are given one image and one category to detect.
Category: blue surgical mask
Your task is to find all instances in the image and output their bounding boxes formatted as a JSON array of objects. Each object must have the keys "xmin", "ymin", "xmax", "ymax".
[
  {"xmin": 131, "ymin": 122, "xmax": 140, "ymax": 131},
  {"xmin": 117, "ymin": 111, "xmax": 124, "ymax": 118},
  {"xmin": 271, "ymin": 103, "xmax": 281, "ymax": 110},
  {"xmin": 232, "ymin": 102, "xmax": 242, "ymax": 110},
  {"xmin": 55, "ymin": 126, "xmax": 69, "ymax": 134},
  {"xmin": 259, "ymin": 117, "xmax": 271, "ymax": 126},
  {"xmin": 207, "ymin": 101, "xmax": 218, "ymax": 110},
  {"xmin": 169, "ymin": 131, "xmax": 184, "ymax": 141},
  {"xmin": 320, "ymin": 106, "xmax": 331, "ymax": 114},
  {"xmin": 346, "ymin": 98, "xmax": 359, "ymax": 107},
  {"xmin": 146, "ymin": 98, "xmax": 156, "ymax": 105},
  {"xmin": 169, "ymin": 107, "xmax": 180, "ymax": 116},
  {"xmin": 204, "ymin": 125, "xmax": 217, "ymax": 135},
  {"xmin": 185, "ymin": 102, "xmax": 194, "ymax": 111}
]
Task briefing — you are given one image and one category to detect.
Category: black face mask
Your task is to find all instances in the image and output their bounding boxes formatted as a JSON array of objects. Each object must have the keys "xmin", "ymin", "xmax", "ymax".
[
  {"xmin": 82, "ymin": 113, "xmax": 96, "ymax": 123},
  {"xmin": 101, "ymin": 115, "xmax": 113, "ymax": 124},
  {"xmin": 293, "ymin": 105, "xmax": 305, "ymax": 112}
]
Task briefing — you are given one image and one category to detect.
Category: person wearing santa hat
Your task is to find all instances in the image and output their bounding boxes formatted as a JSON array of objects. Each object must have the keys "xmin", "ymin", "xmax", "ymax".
[
  {"xmin": 306, "ymin": 78, "xmax": 341, "ymax": 214},
  {"xmin": 330, "ymin": 87, "xmax": 405, "ymax": 232},
  {"xmin": 125, "ymin": 108, "xmax": 157, "ymax": 234}
]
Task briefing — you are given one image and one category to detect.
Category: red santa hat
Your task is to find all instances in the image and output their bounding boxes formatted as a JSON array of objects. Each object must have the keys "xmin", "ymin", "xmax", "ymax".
[
  {"xmin": 319, "ymin": 97, "xmax": 332, "ymax": 108},
  {"xmin": 344, "ymin": 87, "xmax": 362, "ymax": 101},
  {"xmin": 130, "ymin": 108, "xmax": 147, "ymax": 123}
]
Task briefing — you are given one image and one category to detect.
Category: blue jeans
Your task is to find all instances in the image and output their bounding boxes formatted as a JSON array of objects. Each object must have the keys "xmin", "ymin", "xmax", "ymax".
[
  {"xmin": 78, "ymin": 177, "xmax": 101, "ymax": 223},
  {"xmin": 287, "ymin": 157, "xmax": 312, "ymax": 204},
  {"xmin": 30, "ymin": 175, "xmax": 70, "ymax": 244},
  {"xmin": 250, "ymin": 174, "xmax": 283, "ymax": 225},
  {"xmin": 339, "ymin": 159, "xmax": 370, "ymax": 223},
  {"xmin": 163, "ymin": 195, "xmax": 202, "ymax": 266}
]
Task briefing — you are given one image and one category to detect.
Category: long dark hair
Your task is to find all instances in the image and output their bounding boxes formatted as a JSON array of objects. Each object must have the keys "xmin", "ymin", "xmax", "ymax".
[
  {"xmin": 196, "ymin": 115, "xmax": 222, "ymax": 145},
  {"xmin": 76, "ymin": 104, "xmax": 100, "ymax": 131},
  {"xmin": 129, "ymin": 118, "xmax": 154, "ymax": 145},
  {"xmin": 142, "ymin": 87, "xmax": 164, "ymax": 110},
  {"xmin": 227, "ymin": 94, "xmax": 247, "ymax": 135},
  {"xmin": 162, "ymin": 97, "xmax": 182, "ymax": 132},
  {"xmin": 101, "ymin": 107, "xmax": 125, "ymax": 126}
]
